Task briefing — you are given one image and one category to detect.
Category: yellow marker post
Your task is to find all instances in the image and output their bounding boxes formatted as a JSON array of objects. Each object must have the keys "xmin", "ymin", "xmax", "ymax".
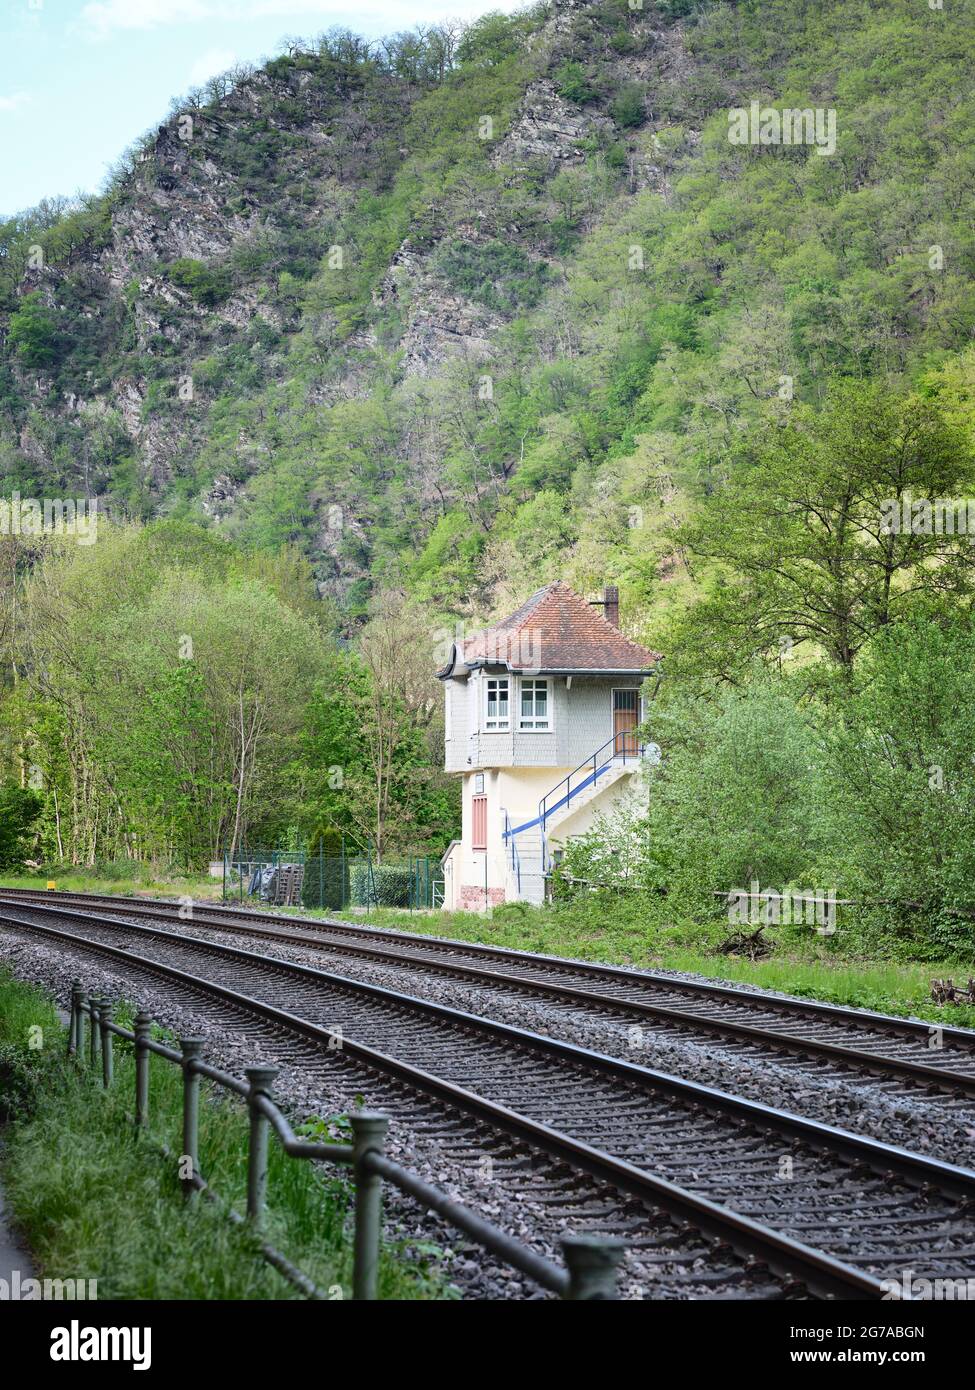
[{"xmin": 46, "ymin": 880, "xmax": 56, "ymax": 890}]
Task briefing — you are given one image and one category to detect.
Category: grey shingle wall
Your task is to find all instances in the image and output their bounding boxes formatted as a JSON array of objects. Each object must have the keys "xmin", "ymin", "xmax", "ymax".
[{"xmin": 443, "ymin": 671, "xmax": 645, "ymax": 772}]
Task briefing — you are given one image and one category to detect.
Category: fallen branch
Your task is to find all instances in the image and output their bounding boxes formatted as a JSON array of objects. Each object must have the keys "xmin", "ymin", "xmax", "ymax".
[{"xmin": 718, "ymin": 924, "xmax": 772, "ymax": 960}]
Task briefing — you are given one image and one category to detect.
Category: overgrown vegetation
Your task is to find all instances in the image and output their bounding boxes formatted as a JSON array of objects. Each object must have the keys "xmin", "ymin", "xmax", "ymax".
[
  {"xmin": 0, "ymin": 969, "xmax": 446, "ymax": 1298},
  {"xmin": 0, "ymin": 2, "xmax": 974, "ymax": 955},
  {"xmin": 0, "ymin": 524, "xmax": 456, "ymax": 868},
  {"xmin": 350, "ymin": 902, "xmax": 975, "ymax": 1028}
]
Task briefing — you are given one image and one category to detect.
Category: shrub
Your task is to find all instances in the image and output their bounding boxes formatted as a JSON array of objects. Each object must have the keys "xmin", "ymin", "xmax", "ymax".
[
  {"xmin": 166, "ymin": 257, "xmax": 233, "ymax": 307},
  {"xmin": 349, "ymin": 863, "xmax": 411, "ymax": 907},
  {"xmin": 609, "ymin": 30, "xmax": 641, "ymax": 56},
  {"xmin": 302, "ymin": 829, "xmax": 347, "ymax": 909},
  {"xmin": 434, "ymin": 238, "xmax": 549, "ymax": 315},
  {"xmin": 91, "ymin": 857, "xmax": 148, "ymax": 883},
  {"xmin": 554, "ymin": 62, "xmax": 595, "ymax": 104},
  {"xmin": 609, "ymin": 82, "xmax": 645, "ymax": 129},
  {"xmin": 7, "ymin": 293, "xmax": 61, "ymax": 368}
]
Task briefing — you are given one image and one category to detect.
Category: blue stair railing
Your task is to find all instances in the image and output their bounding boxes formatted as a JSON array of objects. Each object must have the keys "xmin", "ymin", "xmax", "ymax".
[
  {"xmin": 503, "ymin": 731, "xmax": 645, "ymax": 841},
  {"xmin": 502, "ymin": 809, "xmax": 522, "ymax": 895}
]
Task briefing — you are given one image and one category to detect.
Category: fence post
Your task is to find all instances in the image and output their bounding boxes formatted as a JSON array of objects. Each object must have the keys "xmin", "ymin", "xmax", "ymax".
[
  {"xmin": 75, "ymin": 988, "xmax": 87, "ymax": 1062},
  {"xmin": 350, "ymin": 1111, "xmax": 389, "ymax": 1301},
  {"xmin": 561, "ymin": 1235, "xmax": 624, "ymax": 1300},
  {"xmin": 180, "ymin": 1037, "xmax": 205, "ymax": 1200},
  {"xmin": 245, "ymin": 1065, "xmax": 279, "ymax": 1229},
  {"xmin": 134, "ymin": 1010, "xmax": 152, "ymax": 1129},
  {"xmin": 89, "ymin": 997, "xmax": 101, "ymax": 1070},
  {"xmin": 68, "ymin": 980, "xmax": 81, "ymax": 1057},
  {"xmin": 100, "ymin": 1001, "xmax": 114, "ymax": 1088}
]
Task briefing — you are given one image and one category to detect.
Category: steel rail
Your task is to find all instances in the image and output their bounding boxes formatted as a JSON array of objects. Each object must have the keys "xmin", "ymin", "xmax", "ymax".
[
  {"xmin": 5, "ymin": 888, "xmax": 975, "ymax": 1099},
  {"xmin": 6, "ymin": 886, "xmax": 974, "ymax": 1043},
  {"xmin": 5, "ymin": 903, "xmax": 975, "ymax": 1300},
  {"xmin": 2, "ymin": 906, "xmax": 883, "ymax": 1299}
]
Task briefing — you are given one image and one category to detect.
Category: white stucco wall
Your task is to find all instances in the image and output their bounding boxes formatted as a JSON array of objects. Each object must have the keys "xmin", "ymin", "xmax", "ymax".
[
  {"xmin": 443, "ymin": 668, "xmax": 648, "ymax": 907},
  {"xmin": 452, "ymin": 763, "xmax": 642, "ymax": 904}
]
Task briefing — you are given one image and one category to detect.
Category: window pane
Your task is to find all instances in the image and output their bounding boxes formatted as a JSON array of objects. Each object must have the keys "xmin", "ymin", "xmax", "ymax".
[
  {"xmin": 486, "ymin": 678, "xmax": 509, "ymax": 725},
  {"xmin": 518, "ymin": 678, "xmax": 548, "ymax": 727}
]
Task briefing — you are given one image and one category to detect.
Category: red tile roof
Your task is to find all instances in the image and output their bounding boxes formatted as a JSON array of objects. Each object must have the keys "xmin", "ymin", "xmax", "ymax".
[{"xmin": 438, "ymin": 582, "xmax": 661, "ymax": 676}]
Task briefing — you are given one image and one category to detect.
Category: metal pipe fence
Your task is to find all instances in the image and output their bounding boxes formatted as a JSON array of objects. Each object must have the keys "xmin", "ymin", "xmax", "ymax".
[{"xmin": 66, "ymin": 981, "xmax": 623, "ymax": 1301}]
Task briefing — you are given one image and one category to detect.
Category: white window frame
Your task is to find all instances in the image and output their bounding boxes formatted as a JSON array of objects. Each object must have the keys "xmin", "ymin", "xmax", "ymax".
[
  {"xmin": 484, "ymin": 676, "xmax": 510, "ymax": 731},
  {"xmin": 519, "ymin": 677, "xmax": 552, "ymax": 731}
]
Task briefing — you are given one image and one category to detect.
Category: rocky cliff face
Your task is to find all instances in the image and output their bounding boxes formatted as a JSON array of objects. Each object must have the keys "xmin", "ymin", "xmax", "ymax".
[
  {"xmin": 0, "ymin": 1, "xmax": 685, "ymax": 602},
  {"xmin": 376, "ymin": 240, "xmax": 505, "ymax": 377},
  {"xmin": 495, "ymin": 77, "xmax": 615, "ymax": 168},
  {"xmin": 2, "ymin": 48, "xmax": 421, "ymax": 494}
]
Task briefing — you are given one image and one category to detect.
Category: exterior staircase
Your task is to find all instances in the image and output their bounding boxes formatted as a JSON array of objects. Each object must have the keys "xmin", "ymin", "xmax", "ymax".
[
  {"xmin": 503, "ymin": 735, "xmax": 647, "ymax": 903},
  {"xmin": 502, "ymin": 823, "xmax": 547, "ymax": 905},
  {"xmin": 538, "ymin": 758, "xmax": 634, "ymax": 835}
]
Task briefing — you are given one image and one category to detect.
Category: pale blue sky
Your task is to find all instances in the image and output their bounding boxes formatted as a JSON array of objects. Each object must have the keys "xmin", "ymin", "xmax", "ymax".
[{"xmin": 0, "ymin": 0, "xmax": 520, "ymax": 217}]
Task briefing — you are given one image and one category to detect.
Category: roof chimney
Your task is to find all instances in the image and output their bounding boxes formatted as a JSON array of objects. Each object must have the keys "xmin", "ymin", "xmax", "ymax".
[{"xmin": 603, "ymin": 585, "xmax": 619, "ymax": 628}]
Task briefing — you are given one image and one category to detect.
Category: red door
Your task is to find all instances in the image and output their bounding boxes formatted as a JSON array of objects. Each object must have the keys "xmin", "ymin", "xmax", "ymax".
[{"xmin": 471, "ymin": 794, "xmax": 487, "ymax": 851}]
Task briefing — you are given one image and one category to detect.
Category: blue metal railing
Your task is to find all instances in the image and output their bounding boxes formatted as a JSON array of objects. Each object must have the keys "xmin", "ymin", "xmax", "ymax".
[
  {"xmin": 504, "ymin": 732, "xmax": 645, "ymax": 841},
  {"xmin": 502, "ymin": 810, "xmax": 522, "ymax": 895}
]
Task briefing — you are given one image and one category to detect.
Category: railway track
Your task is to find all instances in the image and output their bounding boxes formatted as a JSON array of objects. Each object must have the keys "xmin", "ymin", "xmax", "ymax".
[
  {"xmin": 4, "ymin": 888, "xmax": 975, "ymax": 1103},
  {"xmin": 4, "ymin": 893, "xmax": 975, "ymax": 1302}
]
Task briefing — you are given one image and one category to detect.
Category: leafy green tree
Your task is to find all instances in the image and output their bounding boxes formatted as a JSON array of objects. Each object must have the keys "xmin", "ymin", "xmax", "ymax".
[
  {"xmin": 823, "ymin": 613, "xmax": 975, "ymax": 957},
  {"xmin": 644, "ymin": 680, "xmax": 824, "ymax": 903},
  {"xmin": 673, "ymin": 382, "xmax": 975, "ymax": 682},
  {"xmin": 456, "ymin": 12, "xmax": 525, "ymax": 67},
  {"xmin": 557, "ymin": 677, "xmax": 825, "ymax": 922},
  {"xmin": 0, "ymin": 781, "xmax": 42, "ymax": 869},
  {"xmin": 16, "ymin": 523, "xmax": 326, "ymax": 866},
  {"xmin": 301, "ymin": 593, "xmax": 458, "ymax": 857},
  {"xmin": 7, "ymin": 293, "xmax": 61, "ymax": 369}
]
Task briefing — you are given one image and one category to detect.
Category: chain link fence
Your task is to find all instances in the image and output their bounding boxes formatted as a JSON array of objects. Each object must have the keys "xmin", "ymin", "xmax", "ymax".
[{"xmin": 222, "ymin": 838, "xmax": 444, "ymax": 913}]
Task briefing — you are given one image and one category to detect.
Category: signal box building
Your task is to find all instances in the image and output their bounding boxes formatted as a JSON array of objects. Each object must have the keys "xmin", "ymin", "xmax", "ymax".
[{"xmin": 437, "ymin": 582, "xmax": 660, "ymax": 909}]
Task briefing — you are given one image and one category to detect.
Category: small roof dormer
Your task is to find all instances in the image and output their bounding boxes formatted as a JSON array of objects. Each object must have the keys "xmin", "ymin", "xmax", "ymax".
[{"xmin": 436, "ymin": 581, "xmax": 660, "ymax": 679}]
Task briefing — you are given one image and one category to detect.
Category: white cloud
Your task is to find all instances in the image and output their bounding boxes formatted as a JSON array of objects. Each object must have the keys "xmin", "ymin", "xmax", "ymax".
[
  {"xmin": 0, "ymin": 93, "xmax": 31, "ymax": 113},
  {"xmin": 188, "ymin": 47, "xmax": 239, "ymax": 85}
]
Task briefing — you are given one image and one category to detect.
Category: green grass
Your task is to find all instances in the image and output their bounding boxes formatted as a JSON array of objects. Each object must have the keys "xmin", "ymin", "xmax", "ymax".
[
  {"xmin": 0, "ymin": 970, "xmax": 448, "ymax": 1299},
  {"xmin": 285, "ymin": 900, "xmax": 975, "ymax": 1030},
  {"xmin": 0, "ymin": 870, "xmax": 223, "ymax": 901},
  {"xmin": 645, "ymin": 953, "xmax": 975, "ymax": 1029}
]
